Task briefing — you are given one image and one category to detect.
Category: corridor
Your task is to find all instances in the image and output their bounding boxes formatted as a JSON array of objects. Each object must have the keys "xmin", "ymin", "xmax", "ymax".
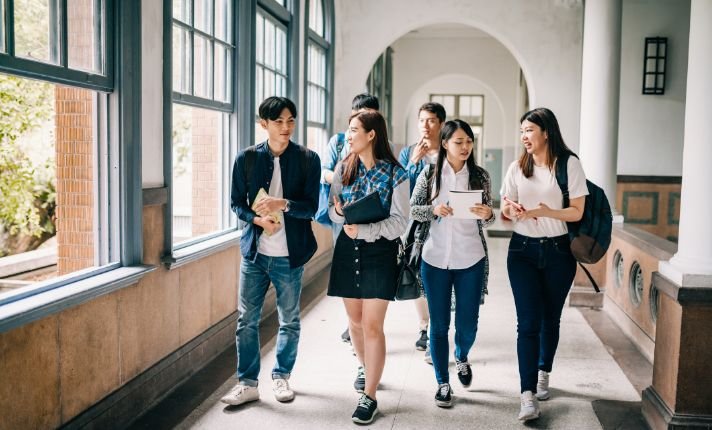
[{"xmin": 148, "ymin": 238, "xmax": 641, "ymax": 429}]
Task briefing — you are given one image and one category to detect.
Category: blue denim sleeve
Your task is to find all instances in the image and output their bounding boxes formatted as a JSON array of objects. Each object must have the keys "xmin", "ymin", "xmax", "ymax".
[
  {"xmin": 230, "ymin": 151, "xmax": 255, "ymax": 224},
  {"xmin": 285, "ymin": 150, "xmax": 321, "ymax": 220},
  {"xmin": 399, "ymin": 145, "xmax": 422, "ymax": 195}
]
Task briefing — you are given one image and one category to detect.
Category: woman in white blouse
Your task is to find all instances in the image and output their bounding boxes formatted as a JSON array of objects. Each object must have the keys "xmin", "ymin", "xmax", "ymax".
[
  {"xmin": 409, "ymin": 119, "xmax": 495, "ymax": 408},
  {"xmin": 501, "ymin": 107, "xmax": 588, "ymax": 422}
]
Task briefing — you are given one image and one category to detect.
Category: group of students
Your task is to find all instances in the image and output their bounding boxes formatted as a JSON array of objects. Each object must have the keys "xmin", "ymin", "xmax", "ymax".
[{"xmin": 222, "ymin": 94, "xmax": 589, "ymax": 425}]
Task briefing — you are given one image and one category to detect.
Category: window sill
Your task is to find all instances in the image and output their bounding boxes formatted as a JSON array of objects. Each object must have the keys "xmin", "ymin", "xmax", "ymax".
[
  {"xmin": 0, "ymin": 265, "xmax": 156, "ymax": 334},
  {"xmin": 164, "ymin": 230, "xmax": 241, "ymax": 270}
]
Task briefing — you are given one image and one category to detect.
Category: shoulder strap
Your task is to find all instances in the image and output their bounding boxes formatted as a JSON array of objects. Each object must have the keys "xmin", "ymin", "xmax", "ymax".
[
  {"xmin": 555, "ymin": 153, "xmax": 571, "ymax": 208},
  {"xmin": 336, "ymin": 133, "xmax": 346, "ymax": 159}
]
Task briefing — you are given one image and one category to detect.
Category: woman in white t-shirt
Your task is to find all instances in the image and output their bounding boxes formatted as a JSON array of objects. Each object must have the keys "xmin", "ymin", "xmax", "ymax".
[{"xmin": 501, "ymin": 108, "xmax": 588, "ymax": 422}]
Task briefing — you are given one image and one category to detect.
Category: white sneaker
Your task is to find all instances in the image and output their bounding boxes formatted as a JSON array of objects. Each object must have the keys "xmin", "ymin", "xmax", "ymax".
[
  {"xmin": 518, "ymin": 390, "xmax": 540, "ymax": 421},
  {"xmin": 220, "ymin": 384, "xmax": 259, "ymax": 406},
  {"xmin": 272, "ymin": 378, "xmax": 295, "ymax": 402},
  {"xmin": 536, "ymin": 370, "xmax": 550, "ymax": 400}
]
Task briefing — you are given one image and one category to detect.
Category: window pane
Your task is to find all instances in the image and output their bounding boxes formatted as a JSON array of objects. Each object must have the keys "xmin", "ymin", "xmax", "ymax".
[
  {"xmin": 68, "ymin": 0, "xmax": 103, "ymax": 73},
  {"xmin": 255, "ymin": 65, "xmax": 263, "ymax": 110},
  {"xmin": 256, "ymin": 13, "xmax": 264, "ymax": 64},
  {"xmin": 172, "ymin": 25, "xmax": 191, "ymax": 93},
  {"xmin": 308, "ymin": 0, "xmax": 324, "ymax": 37},
  {"xmin": 15, "ymin": 0, "xmax": 59, "ymax": 63},
  {"xmin": 307, "ymin": 126, "xmax": 327, "ymax": 154},
  {"xmin": 264, "ymin": 19, "xmax": 275, "ymax": 68},
  {"xmin": 214, "ymin": 43, "xmax": 230, "ymax": 102},
  {"xmin": 264, "ymin": 69, "xmax": 274, "ymax": 98},
  {"xmin": 172, "ymin": 104, "xmax": 233, "ymax": 245},
  {"xmin": 0, "ymin": 73, "xmax": 109, "ymax": 298},
  {"xmin": 193, "ymin": 34, "xmax": 212, "ymax": 98},
  {"xmin": 215, "ymin": 0, "xmax": 232, "ymax": 42},
  {"xmin": 194, "ymin": 0, "xmax": 213, "ymax": 34},
  {"xmin": 173, "ymin": 0, "xmax": 191, "ymax": 24},
  {"xmin": 279, "ymin": 30, "xmax": 287, "ymax": 74}
]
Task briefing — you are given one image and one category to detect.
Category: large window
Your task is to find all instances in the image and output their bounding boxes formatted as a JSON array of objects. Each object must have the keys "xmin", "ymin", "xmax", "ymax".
[
  {"xmin": 305, "ymin": 0, "xmax": 330, "ymax": 154},
  {"xmin": 254, "ymin": 1, "xmax": 290, "ymax": 143},
  {"xmin": 0, "ymin": 1, "xmax": 120, "ymax": 304},
  {"xmin": 171, "ymin": 0, "xmax": 236, "ymax": 248},
  {"xmin": 366, "ymin": 47, "xmax": 393, "ymax": 133}
]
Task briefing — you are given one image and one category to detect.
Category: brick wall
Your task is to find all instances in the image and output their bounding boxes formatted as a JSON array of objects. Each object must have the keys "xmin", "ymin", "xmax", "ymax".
[
  {"xmin": 190, "ymin": 109, "xmax": 220, "ymax": 236},
  {"xmin": 54, "ymin": 88, "xmax": 95, "ymax": 275}
]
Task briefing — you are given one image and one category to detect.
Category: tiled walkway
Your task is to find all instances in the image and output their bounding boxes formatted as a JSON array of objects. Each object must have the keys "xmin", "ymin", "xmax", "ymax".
[{"xmin": 171, "ymin": 237, "xmax": 641, "ymax": 429}]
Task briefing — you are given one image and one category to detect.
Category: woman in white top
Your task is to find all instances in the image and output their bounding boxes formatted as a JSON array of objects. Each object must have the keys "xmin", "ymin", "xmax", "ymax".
[
  {"xmin": 410, "ymin": 119, "xmax": 495, "ymax": 408},
  {"xmin": 501, "ymin": 108, "xmax": 588, "ymax": 422}
]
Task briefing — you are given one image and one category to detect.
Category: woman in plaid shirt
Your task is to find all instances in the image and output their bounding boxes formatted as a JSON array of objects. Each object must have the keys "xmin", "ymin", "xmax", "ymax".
[{"xmin": 328, "ymin": 110, "xmax": 409, "ymax": 424}]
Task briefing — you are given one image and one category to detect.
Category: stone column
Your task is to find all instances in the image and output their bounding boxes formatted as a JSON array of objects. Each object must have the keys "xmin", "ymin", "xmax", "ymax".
[
  {"xmin": 645, "ymin": 1, "xmax": 712, "ymax": 428},
  {"xmin": 578, "ymin": 0, "xmax": 622, "ymax": 219}
]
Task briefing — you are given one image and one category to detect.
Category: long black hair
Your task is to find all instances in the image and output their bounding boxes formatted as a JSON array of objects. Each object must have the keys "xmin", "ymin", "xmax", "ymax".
[
  {"xmin": 429, "ymin": 119, "xmax": 483, "ymax": 203},
  {"xmin": 341, "ymin": 110, "xmax": 400, "ymax": 186},
  {"xmin": 518, "ymin": 107, "xmax": 574, "ymax": 178}
]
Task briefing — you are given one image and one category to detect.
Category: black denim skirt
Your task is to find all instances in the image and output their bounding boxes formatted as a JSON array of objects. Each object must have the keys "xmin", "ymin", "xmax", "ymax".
[{"xmin": 328, "ymin": 230, "xmax": 399, "ymax": 300}]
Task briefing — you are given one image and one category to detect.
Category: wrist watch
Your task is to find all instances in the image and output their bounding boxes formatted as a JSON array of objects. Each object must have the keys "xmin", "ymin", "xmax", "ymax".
[{"xmin": 283, "ymin": 199, "xmax": 291, "ymax": 212}]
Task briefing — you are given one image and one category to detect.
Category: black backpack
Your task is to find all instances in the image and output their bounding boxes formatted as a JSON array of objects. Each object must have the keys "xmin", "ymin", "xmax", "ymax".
[{"xmin": 555, "ymin": 153, "xmax": 613, "ymax": 292}]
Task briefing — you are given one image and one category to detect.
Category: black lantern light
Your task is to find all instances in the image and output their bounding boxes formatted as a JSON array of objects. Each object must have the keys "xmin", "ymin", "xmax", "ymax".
[{"xmin": 642, "ymin": 37, "xmax": 667, "ymax": 95}]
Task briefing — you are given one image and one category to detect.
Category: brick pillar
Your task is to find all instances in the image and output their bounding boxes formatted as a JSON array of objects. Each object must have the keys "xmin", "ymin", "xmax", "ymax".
[
  {"xmin": 190, "ymin": 109, "xmax": 219, "ymax": 236},
  {"xmin": 55, "ymin": 87, "xmax": 95, "ymax": 275}
]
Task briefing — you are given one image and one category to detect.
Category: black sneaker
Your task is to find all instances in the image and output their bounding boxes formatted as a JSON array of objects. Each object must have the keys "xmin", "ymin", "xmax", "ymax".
[
  {"xmin": 341, "ymin": 327, "xmax": 351, "ymax": 343},
  {"xmin": 353, "ymin": 366, "xmax": 366, "ymax": 393},
  {"xmin": 415, "ymin": 330, "xmax": 428, "ymax": 350},
  {"xmin": 435, "ymin": 383, "xmax": 453, "ymax": 408},
  {"xmin": 352, "ymin": 394, "xmax": 378, "ymax": 424},
  {"xmin": 456, "ymin": 360, "xmax": 472, "ymax": 388}
]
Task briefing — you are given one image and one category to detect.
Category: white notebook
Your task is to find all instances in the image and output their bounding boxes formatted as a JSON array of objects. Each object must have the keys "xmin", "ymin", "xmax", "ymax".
[{"xmin": 448, "ymin": 190, "xmax": 483, "ymax": 219}]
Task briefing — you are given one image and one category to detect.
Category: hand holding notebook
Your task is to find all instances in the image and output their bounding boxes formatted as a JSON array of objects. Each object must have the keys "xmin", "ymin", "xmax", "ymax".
[
  {"xmin": 251, "ymin": 188, "xmax": 282, "ymax": 235},
  {"xmin": 341, "ymin": 191, "xmax": 388, "ymax": 225},
  {"xmin": 448, "ymin": 190, "xmax": 484, "ymax": 219}
]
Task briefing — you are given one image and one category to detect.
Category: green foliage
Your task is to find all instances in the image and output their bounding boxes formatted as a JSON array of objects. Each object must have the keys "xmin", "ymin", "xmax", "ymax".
[{"xmin": 0, "ymin": 74, "xmax": 55, "ymax": 241}]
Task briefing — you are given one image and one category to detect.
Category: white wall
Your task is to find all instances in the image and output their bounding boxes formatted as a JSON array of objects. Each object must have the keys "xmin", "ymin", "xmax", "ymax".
[
  {"xmin": 390, "ymin": 35, "xmax": 518, "ymax": 150},
  {"xmin": 333, "ymin": 0, "xmax": 584, "ymax": 150},
  {"xmin": 617, "ymin": 0, "xmax": 690, "ymax": 176},
  {"xmin": 141, "ymin": 0, "xmax": 164, "ymax": 187}
]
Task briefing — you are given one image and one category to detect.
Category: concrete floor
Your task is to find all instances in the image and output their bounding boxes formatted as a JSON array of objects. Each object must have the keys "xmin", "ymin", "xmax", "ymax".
[{"xmin": 131, "ymin": 237, "xmax": 648, "ymax": 430}]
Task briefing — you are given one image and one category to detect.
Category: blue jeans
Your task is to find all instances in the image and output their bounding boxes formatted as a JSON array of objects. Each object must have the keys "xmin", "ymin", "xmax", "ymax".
[
  {"xmin": 421, "ymin": 259, "xmax": 485, "ymax": 384},
  {"xmin": 506, "ymin": 232, "xmax": 576, "ymax": 393},
  {"xmin": 236, "ymin": 253, "xmax": 304, "ymax": 386}
]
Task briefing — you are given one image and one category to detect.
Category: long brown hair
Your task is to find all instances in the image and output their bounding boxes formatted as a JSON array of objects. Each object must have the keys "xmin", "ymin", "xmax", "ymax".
[
  {"xmin": 341, "ymin": 111, "xmax": 400, "ymax": 186},
  {"xmin": 518, "ymin": 107, "xmax": 574, "ymax": 178}
]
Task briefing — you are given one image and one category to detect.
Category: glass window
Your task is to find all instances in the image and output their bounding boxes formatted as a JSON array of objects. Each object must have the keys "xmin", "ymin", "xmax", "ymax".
[
  {"xmin": 0, "ymin": 72, "xmax": 115, "ymax": 300},
  {"xmin": 14, "ymin": 0, "xmax": 58, "ymax": 63},
  {"xmin": 172, "ymin": 0, "xmax": 235, "ymax": 106},
  {"xmin": 171, "ymin": 0, "xmax": 236, "ymax": 248},
  {"xmin": 308, "ymin": 0, "xmax": 324, "ymax": 37},
  {"xmin": 67, "ymin": 0, "xmax": 104, "ymax": 73},
  {"xmin": 255, "ymin": 10, "xmax": 289, "ymax": 143}
]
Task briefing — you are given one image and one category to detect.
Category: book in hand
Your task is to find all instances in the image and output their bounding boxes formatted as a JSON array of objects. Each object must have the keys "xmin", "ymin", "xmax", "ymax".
[
  {"xmin": 251, "ymin": 188, "xmax": 282, "ymax": 236},
  {"xmin": 342, "ymin": 191, "xmax": 388, "ymax": 225},
  {"xmin": 448, "ymin": 190, "xmax": 484, "ymax": 219}
]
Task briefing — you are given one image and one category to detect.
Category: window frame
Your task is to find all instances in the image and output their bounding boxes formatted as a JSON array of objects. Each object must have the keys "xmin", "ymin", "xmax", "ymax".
[
  {"xmin": 0, "ymin": 0, "xmax": 151, "ymax": 334},
  {"xmin": 0, "ymin": 0, "xmax": 114, "ymax": 92}
]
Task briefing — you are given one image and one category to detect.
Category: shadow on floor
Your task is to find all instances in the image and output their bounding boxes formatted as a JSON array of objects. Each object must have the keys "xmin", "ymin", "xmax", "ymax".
[{"xmin": 592, "ymin": 400, "xmax": 649, "ymax": 430}]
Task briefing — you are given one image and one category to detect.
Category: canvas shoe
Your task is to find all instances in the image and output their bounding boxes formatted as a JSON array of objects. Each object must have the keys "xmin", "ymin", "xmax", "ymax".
[
  {"xmin": 456, "ymin": 360, "xmax": 472, "ymax": 388},
  {"xmin": 536, "ymin": 370, "xmax": 550, "ymax": 400},
  {"xmin": 435, "ymin": 383, "xmax": 453, "ymax": 408},
  {"xmin": 415, "ymin": 330, "xmax": 428, "ymax": 350},
  {"xmin": 220, "ymin": 384, "xmax": 259, "ymax": 406},
  {"xmin": 272, "ymin": 378, "xmax": 295, "ymax": 402},
  {"xmin": 518, "ymin": 390, "xmax": 540, "ymax": 421}
]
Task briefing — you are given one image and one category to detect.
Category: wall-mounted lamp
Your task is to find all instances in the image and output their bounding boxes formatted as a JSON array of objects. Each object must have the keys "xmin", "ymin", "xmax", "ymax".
[{"xmin": 642, "ymin": 37, "xmax": 667, "ymax": 95}]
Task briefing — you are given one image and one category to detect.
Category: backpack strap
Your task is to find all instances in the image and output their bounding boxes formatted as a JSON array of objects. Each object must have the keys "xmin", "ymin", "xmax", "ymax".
[
  {"xmin": 336, "ymin": 133, "xmax": 346, "ymax": 161},
  {"xmin": 555, "ymin": 152, "xmax": 571, "ymax": 208},
  {"xmin": 244, "ymin": 146, "xmax": 258, "ymax": 195}
]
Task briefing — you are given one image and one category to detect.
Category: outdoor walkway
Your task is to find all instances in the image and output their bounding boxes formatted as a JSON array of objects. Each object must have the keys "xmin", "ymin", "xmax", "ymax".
[{"xmin": 164, "ymin": 237, "xmax": 641, "ymax": 429}]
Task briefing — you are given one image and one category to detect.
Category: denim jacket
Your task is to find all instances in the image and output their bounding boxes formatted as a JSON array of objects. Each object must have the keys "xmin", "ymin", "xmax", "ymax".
[{"xmin": 230, "ymin": 141, "xmax": 321, "ymax": 268}]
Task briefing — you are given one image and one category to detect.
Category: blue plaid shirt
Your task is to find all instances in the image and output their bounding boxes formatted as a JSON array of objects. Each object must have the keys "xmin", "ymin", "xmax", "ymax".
[{"xmin": 340, "ymin": 160, "xmax": 408, "ymax": 212}]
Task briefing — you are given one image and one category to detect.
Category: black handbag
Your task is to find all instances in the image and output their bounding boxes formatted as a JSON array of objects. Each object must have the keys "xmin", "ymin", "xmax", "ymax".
[{"xmin": 395, "ymin": 219, "xmax": 428, "ymax": 301}]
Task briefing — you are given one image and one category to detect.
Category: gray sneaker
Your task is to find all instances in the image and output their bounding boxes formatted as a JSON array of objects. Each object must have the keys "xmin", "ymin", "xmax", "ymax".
[
  {"xmin": 536, "ymin": 370, "xmax": 550, "ymax": 400},
  {"xmin": 424, "ymin": 345, "xmax": 432, "ymax": 365},
  {"xmin": 354, "ymin": 366, "xmax": 366, "ymax": 393},
  {"xmin": 220, "ymin": 384, "xmax": 259, "ymax": 406},
  {"xmin": 518, "ymin": 390, "xmax": 540, "ymax": 421}
]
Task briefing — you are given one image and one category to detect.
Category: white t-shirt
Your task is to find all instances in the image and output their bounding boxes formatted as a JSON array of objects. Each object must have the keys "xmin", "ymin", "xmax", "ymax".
[
  {"xmin": 422, "ymin": 162, "xmax": 485, "ymax": 270},
  {"xmin": 257, "ymin": 156, "xmax": 289, "ymax": 257},
  {"xmin": 501, "ymin": 156, "xmax": 589, "ymax": 238}
]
